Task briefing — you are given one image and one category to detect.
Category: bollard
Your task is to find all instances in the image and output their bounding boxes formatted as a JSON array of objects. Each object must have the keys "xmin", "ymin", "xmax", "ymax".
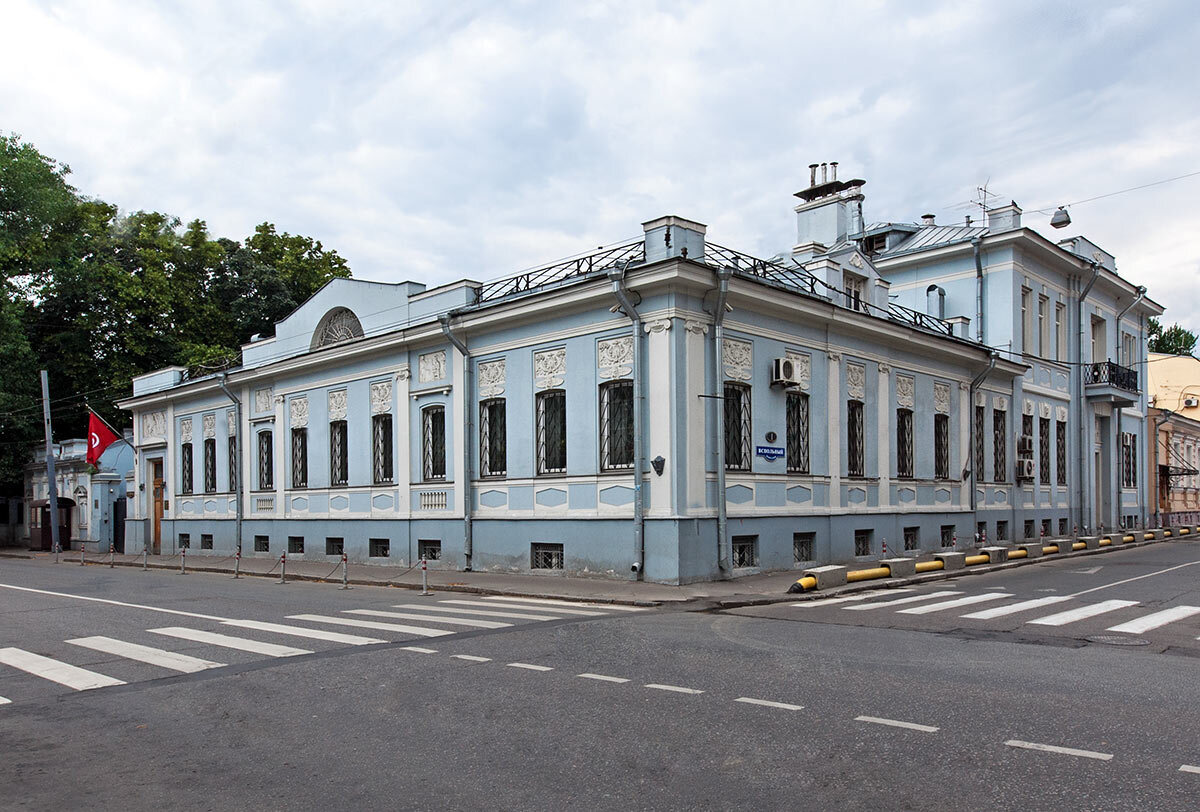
[
  {"xmin": 109, "ymin": 543, "xmax": 115, "ymax": 569},
  {"xmin": 180, "ymin": 547, "xmax": 187, "ymax": 575},
  {"xmin": 54, "ymin": 541, "xmax": 60, "ymax": 564},
  {"xmin": 80, "ymin": 544, "xmax": 86, "ymax": 566},
  {"xmin": 142, "ymin": 547, "xmax": 148, "ymax": 571},
  {"xmin": 881, "ymin": 537, "xmax": 888, "ymax": 557},
  {"xmin": 420, "ymin": 557, "xmax": 431, "ymax": 596},
  {"xmin": 278, "ymin": 552, "xmax": 287, "ymax": 585},
  {"xmin": 233, "ymin": 548, "xmax": 241, "ymax": 579},
  {"xmin": 339, "ymin": 552, "xmax": 351, "ymax": 590}
]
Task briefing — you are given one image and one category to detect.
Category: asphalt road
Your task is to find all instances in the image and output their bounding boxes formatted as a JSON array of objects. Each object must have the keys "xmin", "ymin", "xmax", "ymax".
[{"xmin": 2, "ymin": 547, "xmax": 1199, "ymax": 811}]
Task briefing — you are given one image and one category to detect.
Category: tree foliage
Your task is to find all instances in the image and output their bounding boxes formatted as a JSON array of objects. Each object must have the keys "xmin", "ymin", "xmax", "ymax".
[{"xmin": 1147, "ymin": 317, "xmax": 1197, "ymax": 356}]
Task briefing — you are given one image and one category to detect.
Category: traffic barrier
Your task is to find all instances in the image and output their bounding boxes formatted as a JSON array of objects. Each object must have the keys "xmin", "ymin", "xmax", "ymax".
[{"xmin": 914, "ymin": 560, "xmax": 944, "ymax": 574}]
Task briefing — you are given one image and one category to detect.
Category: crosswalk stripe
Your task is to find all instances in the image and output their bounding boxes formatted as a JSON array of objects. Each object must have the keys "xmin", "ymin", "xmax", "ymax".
[
  {"xmin": 1106, "ymin": 605, "xmax": 1200, "ymax": 634},
  {"xmin": 221, "ymin": 619, "xmax": 386, "ymax": 645},
  {"xmin": 959, "ymin": 596, "xmax": 1073, "ymax": 620},
  {"xmin": 65, "ymin": 636, "xmax": 225, "ymax": 673},
  {"xmin": 1027, "ymin": 594, "xmax": 1137, "ymax": 628},
  {"xmin": 286, "ymin": 614, "xmax": 452, "ymax": 638},
  {"xmin": 843, "ymin": 591, "xmax": 963, "ymax": 611},
  {"xmin": 149, "ymin": 627, "xmax": 311, "ymax": 657},
  {"xmin": 0, "ymin": 647, "xmax": 125, "ymax": 690},
  {"xmin": 792, "ymin": 589, "xmax": 911, "ymax": 608},
  {"xmin": 896, "ymin": 594, "xmax": 1008, "ymax": 615},
  {"xmin": 1027, "ymin": 599, "xmax": 1140, "ymax": 626},
  {"xmin": 345, "ymin": 609, "xmax": 512, "ymax": 629},
  {"xmin": 482, "ymin": 596, "xmax": 646, "ymax": 611},
  {"xmin": 0, "ymin": 695, "xmax": 10, "ymax": 705},
  {"xmin": 395, "ymin": 603, "xmax": 560, "ymax": 621},
  {"xmin": 438, "ymin": 599, "xmax": 587, "ymax": 616}
]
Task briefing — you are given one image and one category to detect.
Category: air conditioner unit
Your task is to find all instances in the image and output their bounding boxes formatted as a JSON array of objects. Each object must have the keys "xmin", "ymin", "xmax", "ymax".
[
  {"xmin": 1017, "ymin": 435, "xmax": 1034, "ymax": 455},
  {"xmin": 771, "ymin": 357, "xmax": 800, "ymax": 387},
  {"xmin": 1185, "ymin": 398, "xmax": 1199, "ymax": 408},
  {"xmin": 1017, "ymin": 459, "xmax": 1037, "ymax": 480}
]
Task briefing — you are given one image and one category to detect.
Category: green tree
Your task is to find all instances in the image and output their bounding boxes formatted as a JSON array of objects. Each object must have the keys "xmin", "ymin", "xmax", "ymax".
[
  {"xmin": 244, "ymin": 222, "xmax": 351, "ymax": 307},
  {"xmin": 0, "ymin": 294, "xmax": 41, "ymax": 491},
  {"xmin": 1147, "ymin": 317, "xmax": 1197, "ymax": 356},
  {"xmin": 0, "ymin": 132, "xmax": 78, "ymax": 293}
]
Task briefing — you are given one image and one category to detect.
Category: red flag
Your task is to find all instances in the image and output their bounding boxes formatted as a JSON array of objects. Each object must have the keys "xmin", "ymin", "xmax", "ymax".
[{"xmin": 87, "ymin": 411, "xmax": 119, "ymax": 466}]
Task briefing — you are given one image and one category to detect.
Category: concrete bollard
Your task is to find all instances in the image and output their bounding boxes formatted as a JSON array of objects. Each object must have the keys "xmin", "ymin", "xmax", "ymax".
[
  {"xmin": 1080, "ymin": 536, "xmax": 1101, "ymax": 550},
  {"xmin": 800, "ymin": 564, "xmax": 848, "ymax": 589},
  {"xmin": 933, "ymin": 552, "xmax": 966, "ymax": 570},
  {"xmin": 339, "ymin": 552, "xmax": 351, "ymax": 590},
  {"xmin": 979, "ymin": 546, "xmax": 1009, "ymax": 564},
  {"xmin": 1017, "ymin": 543, "xmax": 1044, "ymax": 559},
  {"xmin": 420, "ymin": 557, "xmax": 431, "ymax": 596},
  {"xmin": 879, "ymin": 557, "xmax": 917, "ymax": 578}
]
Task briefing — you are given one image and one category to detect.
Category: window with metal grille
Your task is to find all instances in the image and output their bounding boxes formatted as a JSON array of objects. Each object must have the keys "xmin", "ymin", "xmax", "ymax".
[
  {"xmin": 422, "ymin": 406, "xmax": 446, "ymax": 481},
  {"xmin": 228, "ymin": 435, "xmax": 238, "ymax": 492},
  {"xmin": 793, "ymin": 532, "xmax": 814, "ymax": 563},
  {"xmin": 1059, "ymin": 518, "xmax": 1068, "ymax": 536},
  {"xmin": 531, "ymin": 542, "xmax": 564, "ymax": 570},
  {"xmin": 254, "ymin": 535, "xmax": 269, "ymax": 553},
  {"xmin": 974, "ymin": 405, "xmax": 985, "ymax": 479},
  {"xmin": 329, "ymin": 420, "xmax": 348, "ymax": 486},
  {"xmin": 373, "ymin": 414, "xmax": 393, "ymax": 484},
  {"xmin": 257, "ymin": 431, "xmax": 273, "ymax": 490},
  {"xmin": 479, "ymin": 398, "xmax": 506, "ymax": 477},
  {"xmin": 724, "ymin": 384, "xmax": 751, "ymax": 471},
  {"xmin": 847, "ymin": 400, "xmax": 865, "ymax": 477},
  {"xmin": 288, "ymin": 536, "xmax": 304, "ymax": 554},
  {"xmin": 1022, "ymin": 413, "xmax": 1034, "ymax": 454},
  {"xmin": 786, "ymin": 392, "xmax": 810, "ymax": 474},
  {"xmin": 418, "ymin": 539, "xmax": 441, "ymax": 560},
  {"xmin": 369, "ymin": 538, "xmax": 389, "ymax": 557},
  {"xmin": 291, "ymin": 428, "xmax": 308, "ymax": 488},
  {"xmin": 536, "ymin": 391, "xmax": 567, "ymax": 475},
  {"xmin": 180, "ymin": 442, "xmax": 193, "ymax": 495},
  {"xmin": 599, "ymin": 381, "xmax": 634, "ymax": 470},
  {"xmin": 1056, "ymin": 421, "xmax": 1068, "ymax": 486},
  {"xmin": 201, "ymin": 534, "xmax": 213, "ymax": 550},
  {"xmin": 940, "ymin": 525, "xmax": 954, "ymax": 547},
  {"xmin": 854, "ymin": 529, "xmax": 872, "ymax": 557},
  {"xmin": 977, "ymin": 522, "xmax": 987, "ymax": 543},
  {"xmin": 325, "ymin": 537, "xmax": 344, "ymax": 556},
  {"xmin": 903, "ymin": 526, "xmax": 920, "ymax": 551},
  {"xmin": 897, "ymin": 409, "xmax": 914, "ymax": 478},
  {"xmin": 1024, "ymin": 519, "xmax": 1035, "ymax": 539},
  {"xmin": 732, "ymin": 535, "xmax": 758, "ymax": 568},
  {"xmin": 934, "ymin": 414, "xmax": 950, "ymax": 479},
  {"xmin": 1121, "ymin": 432, "xmax": 1138, "ymax": 488},
  {"xmin": 993, "ymin": 410, "xmax": 1007, "ymax": 482},
  {"xmin": 1041, "ymin": 519, "xmax": 1052, "ymax": 538},
  {"xmin": 996, "ymin": 521, "xmax": 1008, "ymax": 541},
  {"xmin": 204, "ymin": 439, "xmax": 216, "ymax": 493},
  {"xmin": 1039, "ymin": 417, "xmax": 1051, "ymax": 485},
  {"xmin": 178, "ymin": 533, "xmax": 190, "ymax": 549}
]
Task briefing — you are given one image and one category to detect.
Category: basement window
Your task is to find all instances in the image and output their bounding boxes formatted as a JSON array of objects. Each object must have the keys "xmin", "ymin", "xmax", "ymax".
[
  {"xmin": 731, "ymin": 535, "xmax": 758, "ymax": 568},
  {"xmin": 1059, "ymin": 518, "xmax": 1069, "ymax": 536},
  {"xmin": 1024, "ymin": 520, "xmax": 1035, "ymax": 540},
  {"xmin": 418, "ymin": 539, "xmax": 441, "ymax": 561},
  {"xmin": 903, "ymin": 526, "xmax": 920, "ymax": 552},
  {"xmin": 996, "ymin": 521, "xmax": 1009, "ymax": 541},
  {"xmin": 200, "ymin": 534, "xmax": 213, "ymax": 550},
  {"xmin": 326, "ymin": 537, "xmax": 344, "ymax": 556},
  {"xmin": 531, "ymin": 542, "xmax": 564, "ymax": 570},
  {"xmin": 1041, "ymin": 519, "xmax": 1052, "ymax": 538},
  {"xmin": 793, "ymin": 532, "xmax": 815, "ymax": 564},
  {"xmin": 940, "ymin": 526, "xmax": 954, "ymax": 548},
  {"xmin": 178, "ymin": 533, "xmax": 190, "ymax": 550},
  {"xmin": 369, "ymin": 538, "xmax": 390, "ymax": 558},
  {"xmin": 854, "ymin": 529, "xmax": 872, "ymax": 557},
  {"xmin": 254, "ymin": 535, "xmax": 269, "ymax": 553},
  {"xmin": 288, "ymin": 536, "xmax": 304, "ymax": 555}
]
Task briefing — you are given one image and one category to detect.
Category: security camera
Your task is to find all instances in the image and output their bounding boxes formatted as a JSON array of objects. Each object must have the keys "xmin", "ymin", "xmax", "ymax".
[{"xmin": 631, "ymin": 562, "xmax": 641, "ymax": 573}]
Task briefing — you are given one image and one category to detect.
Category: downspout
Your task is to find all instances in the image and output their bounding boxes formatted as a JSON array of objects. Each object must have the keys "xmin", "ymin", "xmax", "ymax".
[
  {"xmin": 708, "ymin": 266, "xmax": 733, "ymax": 573},
  {"xmin": 439, "ymin": 313, "xmax": 473, "ymax": 570},
  {"xmin": 968, "ymin": 351, "xmax": 998, "ymax": 516},
  {"xmin": 217, "ymin": 373, "xmax": 243, "ymax": 553},
  {"xmin": 1077, "ymin": 260, "xmax": 1102, "ymax": 532},
  {"xmin": 608, "ymin": 267, "xmax": 645, "ymax": 579},
  {"xmin": 972, "ymin": 237, "xmax": 985, "ymax": 343}
]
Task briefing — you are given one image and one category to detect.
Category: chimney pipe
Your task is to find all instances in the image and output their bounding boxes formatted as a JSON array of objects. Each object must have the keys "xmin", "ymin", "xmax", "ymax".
[
  {"xmin": 821, "ymin": 163, "xmax": 828, "ymax": 183},
  {"xmin": 830, "ymin": 161, "xmax": 838, "ymax": 182},
  {"xmin": 809, "ymin": 163, "xmax": 819, "ymax": 187},
  {"xmin": 921, "ymin": 213, "xmax": 936, "ymax": 226}
]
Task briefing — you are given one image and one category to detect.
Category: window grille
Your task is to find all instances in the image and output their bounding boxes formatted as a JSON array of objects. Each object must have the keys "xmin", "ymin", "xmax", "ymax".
[
  {"xmin": 536, "ymin": 391, "xmax": 567, "ymax": 474},
  {"xmin": 201, "ymin": 534, "xmax": 213, "ymax": 550},
  {"xmin": 1024, "ymin": 519, "xmax": 1035, "ymax": 539},
  {"xmin": 178, "ymin": 533, "xmax": 190, "ymax": 549},
  {"xmin": 291, "ymin": 428, "xmax": 308, "ymax": 488},
  {"xmin": 1121, "ymin": 432, "xmax": 1137, "ymax": 488},
  {"xmin": 329, "ymin": 420, "xmax": 348, "ymax": 486},
  {"xmin": 180, "ymin": 443, "xmax": 193, "ymax": 495},
  {"xmin": 423, "ymin": 406, "xmax": 446, "ymax": 481},
  {"xmin": 254, "ymin": 535, "xmax": 269, "ymax": 553},
  {"xmin": 847, "ymin": 400, "xmax": 865, "ymax": 477},
  {"xmin": 257, "ymin": 431, "xmax": 273, "ymax": 490},
  {"xmin": 996, "ymin": 521, "xmax": 1008, "ymax": 541},
  {"xmin": 204, "ymin": 439, "xmax": 216, "ymax": 493},
  {"xmin": 974, "ymin": 405, "xmax": 985, "ymax": 479},
  {"xmin": 934, "ymin": 414, "xmax": 950, "ymax": 479},
  {"xmin": 479, "ymin": 398, "xmax": 507, "ymax": 477},
  {"xmin": 373, "ymin": 414, "xmax": 394, "ymax": 484},
  {"xmin": 1056, "ymin": 421, "xmax": 1067, "ymax": 486},
  {"xmin": 288, "ymin": 536, "xmax": 304, "ymax": 554},
  {"xmin": 1059, "ymin": 518, "xmax": 1068, "ymax": 536},
  {"xmin": 325, "ymin": 537, "xmax": 344, "ymax": 556},
  {"xmin": 531, "ymin": 542, "xmax": 564, "ymax": 570},
  {"xmin": 940, "ymin": 525, "xmax": 955, "ymax": 547},
  {"xmin": 724, "ymin": 384, "xmax": 751, "ymax": 471},
  {"xmin": 786, "ymin": 392, "xmax": 810, "ymax": 474},
  {"xmin": 418, "ymin": 539, "xmax": 442, "ymax": 560},
  {"xmin": 599, "ymin": 381, "xmax": 634, "ymax": 470},
  {"xmin": 854, "ymin": 530, "xmax": 872, "ymax": 557},
  {"xmin": 731, "ymin": 535, "xmax": 758, "ymax": 568},
  {"xmin": 793, "ymin": 532, "xmax": 814, "ymax": 563},
  {"xmin": 897, "ymin": 409, "xmax": 914, "ymax": 478},
  {"xmin": 977, "ymin": 522, "xmax": 987, "ymax": 543},
  {"xmin": 1039, "ymin": 417, "xmax": 1051, "ymax": 485},
  {"xmin": 993, "ymin": 410, "xmax": 1007, "ymax": 482},
  {"xmin": 228, "ymin": 435, "xmax": 238, "ymax": 492},
  {"xmin": 1041, "ymin": 519, "xmax": 1052, "ymax": 538},
  {"xmin": 903, "ymin": 526, "xmax": 919, "ymax": 551},
  {"xmin": 369, "ymin": 538, "xmax": 390, "ymax": 558}
]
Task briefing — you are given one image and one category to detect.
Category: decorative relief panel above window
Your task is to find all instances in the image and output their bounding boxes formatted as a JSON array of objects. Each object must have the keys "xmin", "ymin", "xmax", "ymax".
[
  {"xmin": 328, "ymin": 390, "xmax": 347, "ymax": 421},
  {"xmin": 1039, "ymin": 402, "xmax": 1052, "ymax": 419},
  {"xmin": 254, "ymin": 388, "xmax": 273, "ymax": 415},
  {"xmin": 975, "ymin": 391, "xmax": 986, "ymax": 407},
  {"xmin": 226, "ymin": 409, "xmax": 237, "ymax": 436},
  {"xmin": 1023, "ymin": 399, "xmax": 1035, "ymax": 416},
  {"xmin": 1056, "ymin": 406, "xmax": 1068, "ymax": 422},
  {"xmin": 534, "ymin": 348, "xmax": 566, "ymax": 390},
  {"xmin": 785, "ymin": 351, "xmax": 811, "ymax": 391},
  {"xmin": 180, "ymin": 418, "xmax": 193, "ymax": 444},
  {"xmin": 419, "ymin": 351, "xmax": 447, "ymax": 383},
  {"xmin": 202, "ymin": 414, "xmax": 215, "ymax": 439},
  {"xmin": 312, "ymin": 307, "xmax": 363, "ymax": 349},
  {"xmin": 289, "ymin": 397, "xmax": 309, "ymax": 428},
  {"xmin": 370, "ymin": 381, "xmax": 393, "ymax": 415},
  {"xmin": 597, "ymin": 336, "xmax": 633, "ymax": 380},
  {"xmin": 477, "ymin": 359, "xmax": 506, "ymax": 398},
  {"xmin": 723, "ymin": 338, "xmax": 752, "ymax": 382},
  {"xmin": 143, "ymin": 410, "xmax": 166, "ymax": 440},
  {"xmin": 933, "ymin": 382, "xmax": 951, "ymax": 415},
  {"xmin": 896, "ymin": 375, "xmax": 915, "ymax": 409},
  {"xmin": 846, "ymin": 363, "xmax": 866, "ymax": 400},
  {"xmin": 994, "ymin": 395, "xmax": 1008, "ymax": 412}
]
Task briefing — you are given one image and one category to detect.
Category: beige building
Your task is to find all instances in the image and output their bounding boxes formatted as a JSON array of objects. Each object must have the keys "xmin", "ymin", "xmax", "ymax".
[{"xmin": 1147, "ymin": 353, "xmax": 1200, "ymax": 525}]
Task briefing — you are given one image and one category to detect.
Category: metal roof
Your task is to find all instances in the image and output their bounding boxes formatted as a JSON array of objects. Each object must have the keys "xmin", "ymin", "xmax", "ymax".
[{"xmin": 879, "ymin": 225, "xmax": 989, "ymax": 257}]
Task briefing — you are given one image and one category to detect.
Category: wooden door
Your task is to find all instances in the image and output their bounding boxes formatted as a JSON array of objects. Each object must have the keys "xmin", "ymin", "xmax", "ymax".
[{"xmin": 152, "ymin": 459, "xmax": 164, "ymax": 555}]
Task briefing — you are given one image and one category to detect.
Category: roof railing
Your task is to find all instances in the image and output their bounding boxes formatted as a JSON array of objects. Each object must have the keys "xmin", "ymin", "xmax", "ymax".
[{"xmin": 475, "ymin": 240, "xmax": 646, "ymax": 304}]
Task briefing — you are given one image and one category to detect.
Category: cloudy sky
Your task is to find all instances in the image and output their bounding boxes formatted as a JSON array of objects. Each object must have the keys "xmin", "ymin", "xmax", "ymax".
[{"xmin": 5, "ymin": 0, "xmax": 1199, "ymax": 325}]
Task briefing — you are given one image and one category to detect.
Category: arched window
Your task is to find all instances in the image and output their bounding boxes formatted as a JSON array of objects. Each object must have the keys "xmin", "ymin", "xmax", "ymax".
[{"xmin": 311, "ymin": 307, "xmax": 364, "ymax": 350}]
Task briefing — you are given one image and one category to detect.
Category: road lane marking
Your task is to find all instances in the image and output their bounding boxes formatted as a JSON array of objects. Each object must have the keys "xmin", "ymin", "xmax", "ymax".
[
  {"xmin": 222, "ymin": 619, "xmax": 386, "ymax": 645},
  {"xmin": 483, "ymin": 596, "xmax": 647, "ymax": 611},
  {"xmin": 1004, "ymin": 740, "xmax": 1112, "ymax": 761},
  {"xmin": 577, "ymin": 673, "xmax": 629, "ymax": 683},
  {"xmin": 400, "ymin": 647, "xmax": 437, "ymax": 654},
  {"xmin": 1067, "ymin": 560, "xmax": 1200, "ymax": 598},
  {"xmin": 346, "ymin": 610, "xmax": 512, "ymax": 629},
  {"xmin": 66, "ymin": 636, "xmax": 224, "ymax": 673},
  {"xmin": 286, "ymin": 614, "xmax": 452, "ymax": 638},
  {"xmin": 843, "ymin": 591, "xmax": 963, "ymax": 610},
  {"xmin": 735, "ymin": 697, "xmax": 804, "ymax": 711},
  {"xmin": 444, "ymin": 599, "xmax": 606, "ymax": 616},
  {"xmin": 451, "ymin": 655, "xmax": 491, "ymax": 663},
  {"xmin": 645, "ymin": 683, "xmax": 704, "ymax": 694},
  {"xmin": 507, "ymin": 663, "xmax": 553, "ymax": 671},
  {"xmin": 0, "ymin": 696, "xmax": 9, "ymax": 706},
  {"xmin": 1026, "ymin": 600, "xmax": 1139, "ymax": 626},
  {"xmin": 855, "ymin": 715, "xmax": 938, "ymax": 733},
  {"xmin": 1106, "ymin": 605, "xmax": 1200, "ymax": 634},
  {"xmin": 960, "ymin": 596, "xmax": 1073, "ymax": 619},
  {"xmin": 1180, "ymin": 764, "xmax": 1200, "ymax": 774},
  {"xmin": 791, "ymin": 589, "xmax": 911, "ymax": 608},
  {"xmin": 897, "ymin": 594, "xmax": 1008, "ymax": 615},
  {"xmin": 149, "ymin": 627, "xmax": 311, "ymax": 657},
  {"xmin": 395, "ymin": 603, "xmax": 560, "ymax": 621},
  {"xmin": 0, "ymin": 647, "xmax": 125, "ymax": 690},
  {"xmin": 0, "ymin": 583, "xmax": 229, "ymax": 621}
]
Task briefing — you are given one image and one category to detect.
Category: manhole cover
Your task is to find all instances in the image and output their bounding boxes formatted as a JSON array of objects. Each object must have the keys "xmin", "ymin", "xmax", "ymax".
[{"xmin": 1085, "ymin": 634, "xmax": 1150, "ymax": 646}]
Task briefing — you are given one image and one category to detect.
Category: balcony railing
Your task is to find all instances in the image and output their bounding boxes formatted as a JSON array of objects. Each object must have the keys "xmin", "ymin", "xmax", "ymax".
[{"xmin": 1086, "ymin": 360, "xmax": 1139, "ymax": 393}]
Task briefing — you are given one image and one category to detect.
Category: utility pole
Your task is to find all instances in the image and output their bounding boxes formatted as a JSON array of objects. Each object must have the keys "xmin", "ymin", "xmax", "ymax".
[{"xmin": 40, "ymin": 370, "xmax": 61, "ymax": 557}]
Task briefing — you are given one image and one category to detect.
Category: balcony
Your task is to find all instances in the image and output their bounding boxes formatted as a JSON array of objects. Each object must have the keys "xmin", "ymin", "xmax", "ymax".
[{"xmin": 1085, "ymin": 361, "xmax": 1139, "ymax": 405}]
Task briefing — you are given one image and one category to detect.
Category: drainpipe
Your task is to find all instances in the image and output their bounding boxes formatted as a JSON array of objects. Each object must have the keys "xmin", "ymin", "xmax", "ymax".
[
  {"xmin": 968, "ymin": 351, "xmax": 998, "ymax": 515},
  {"xmin": 217, "ymin": 373, "xmax": 243, "ymax": 553},
  {"xmin": 439, "ymin": 313, "xmax": 473, "ymax": 570},
  {"xmin": 608, "ymin": 267, "xmax": 645, "ymax": 579},
  {"xmin": 1077, "ymin": 260, "xmax": 1102, "ymax": 533},
  {"xmin": 972, "ymin": 237, "xmax": 985, "ymax": 343},
  {"xmin": 708, "ymin": 266, "xmax": 733, "ymax": 573}
]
